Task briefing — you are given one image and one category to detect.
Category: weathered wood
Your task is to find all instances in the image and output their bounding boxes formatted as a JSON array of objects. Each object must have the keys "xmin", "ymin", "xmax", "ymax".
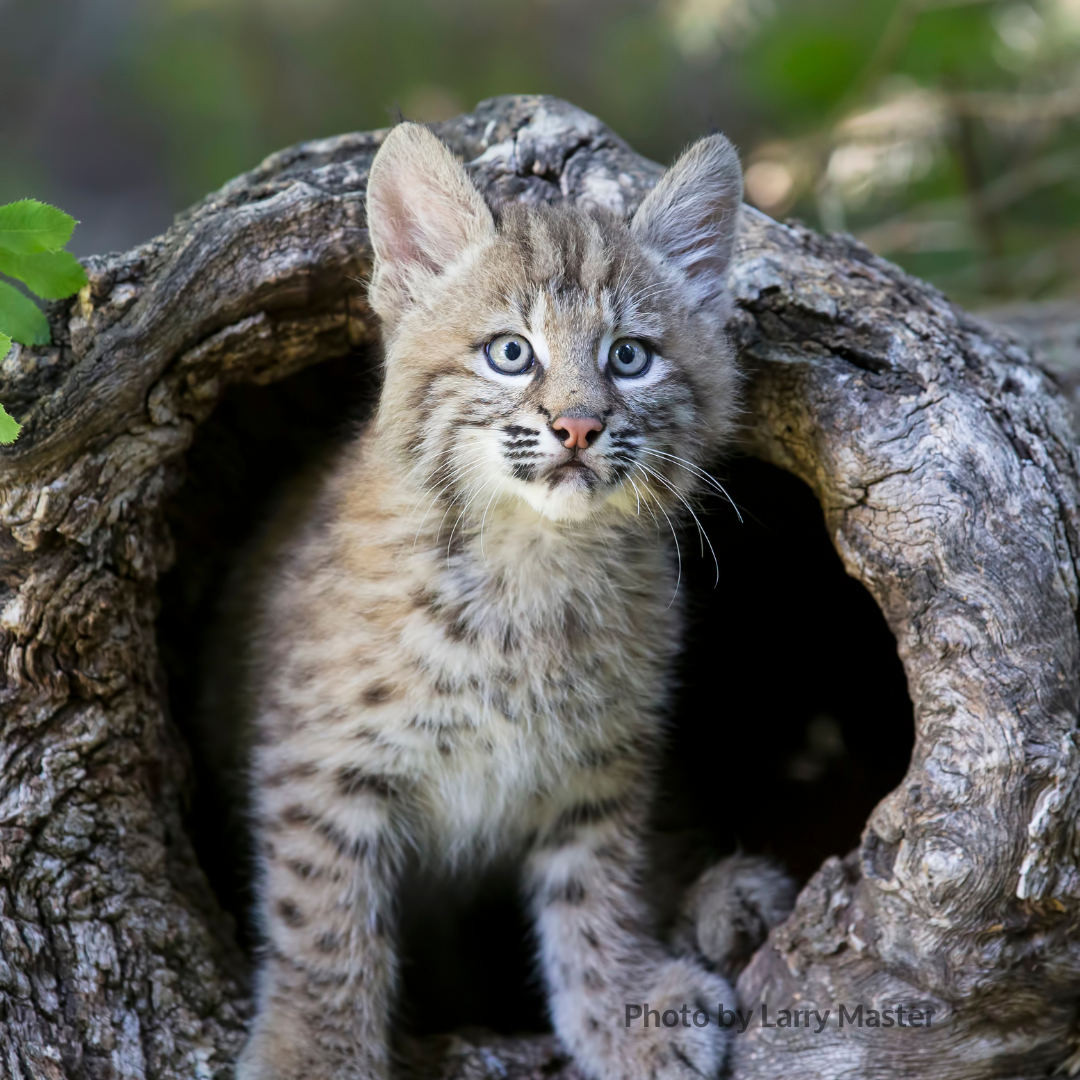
[
  {"xmin": 730, "ymin": 221, "xmax": 1080, "ymax": 1079},
  {"xmin": 1, "ymin": 94, "xmax": 1078, "ymax": 1080}
]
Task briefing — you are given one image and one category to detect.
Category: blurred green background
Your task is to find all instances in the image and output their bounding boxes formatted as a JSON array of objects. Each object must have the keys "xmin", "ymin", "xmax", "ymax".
[{"xmin": 4, "ymin": 0, "xmax": 1080, "ymax": 308}]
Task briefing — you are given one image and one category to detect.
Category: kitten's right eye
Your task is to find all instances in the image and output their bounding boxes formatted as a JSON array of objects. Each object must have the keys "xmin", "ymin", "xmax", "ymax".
[{"xmin": 486, "ymin": 334, "xmax": 535, "ymax": 375}]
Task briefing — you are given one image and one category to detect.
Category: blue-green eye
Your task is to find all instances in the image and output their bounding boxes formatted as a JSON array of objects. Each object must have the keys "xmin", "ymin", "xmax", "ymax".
[
  {"xmin": 608, "ymin": 338, "xmax": 651, "ymax": 377},
  {"xmin": 487, "ymin": 334, "xmax": 535, "ymax": 375}
]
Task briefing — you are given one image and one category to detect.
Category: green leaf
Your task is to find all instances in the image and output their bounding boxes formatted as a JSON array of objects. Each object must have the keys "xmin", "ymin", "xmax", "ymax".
[
  {"xmin": 0, "ymin": 249, "xmax": 86, "ymax": 299},
  {"xmin": 0, "ymin": 281, "xmax": 50, "ymax": 346},
  {"xmin": 0, "ymin": 199, "xmax": 78, "ymax": 255},
  {"xmin": 0, "ymin": 334, "xmax": 19, "ymax": 444},
  {"xmin": 0, "ymin": 403, "xmax": 20, "ymax": 444}
]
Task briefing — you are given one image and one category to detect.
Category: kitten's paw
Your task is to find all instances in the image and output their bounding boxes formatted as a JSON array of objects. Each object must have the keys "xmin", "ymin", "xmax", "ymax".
[
  {"xmin": 674, "ymin": 854, "xmax": 797, "ymax": 980},
  {"xmin": 237, "ymin": 1020, "xmax": 387, "ymax": 1080},
  {"xmin": 236, "ymin": 1030, "xmax": 296, "ymax": 1080},
  {"xmin": 236, "ymin": 1026, "xmax": 311, "ymax": 1080},
  {"xmin": 561, "ymin": 957, "xmax": 733, "ymax": 1080}
]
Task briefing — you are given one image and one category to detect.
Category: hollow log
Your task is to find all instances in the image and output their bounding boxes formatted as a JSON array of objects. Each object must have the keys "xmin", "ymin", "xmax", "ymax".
[{"xmin": 1, "ymin": 94, "xmax": 1078, "ymax": 1080}]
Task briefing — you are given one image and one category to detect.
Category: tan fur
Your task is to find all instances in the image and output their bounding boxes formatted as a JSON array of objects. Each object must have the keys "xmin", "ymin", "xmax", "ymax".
[{"xmin": 237, "ymin": 122, "xmax": 744, "ymax": 1080}]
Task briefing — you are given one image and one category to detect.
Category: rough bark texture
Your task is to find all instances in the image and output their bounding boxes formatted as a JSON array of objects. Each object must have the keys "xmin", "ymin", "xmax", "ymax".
[{"xmin": 1, "ymin": 95, "xmax": 1079, "ymax": 1080}]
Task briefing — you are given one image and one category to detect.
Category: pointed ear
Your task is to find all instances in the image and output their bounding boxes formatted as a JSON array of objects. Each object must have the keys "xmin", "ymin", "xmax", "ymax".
[
  {"xmin": 631, "ymin": 134, "xmax": 743, "ymax": 305},
  {"xmin": 366, "ymin": 122, "xmax": 495, "ymax": 320}
]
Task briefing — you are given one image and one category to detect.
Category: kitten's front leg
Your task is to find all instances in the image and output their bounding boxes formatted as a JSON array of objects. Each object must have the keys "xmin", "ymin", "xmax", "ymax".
[
  {"xmin": 526, "ymin": 796, "xmax": 732, "ymax": 1080},
  {"xmin": 238, "ymin": 766, "xmax": 404, "ymax": 1080}
]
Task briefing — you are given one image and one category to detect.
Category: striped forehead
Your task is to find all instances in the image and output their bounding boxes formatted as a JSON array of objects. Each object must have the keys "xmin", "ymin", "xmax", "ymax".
[
  {"xmin": 498, "ymin": 205, "xmax": 630, "ymax": 297},
  {"xmin": 494, "ymin": 204, "xmax": 660, "ymax": 336}
]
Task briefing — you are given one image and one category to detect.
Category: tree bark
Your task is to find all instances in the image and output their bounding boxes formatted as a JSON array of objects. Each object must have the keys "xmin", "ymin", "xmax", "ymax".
[{"xmin": 1, "ymin": 94, "xmax": 1078, "ymax": 1080}]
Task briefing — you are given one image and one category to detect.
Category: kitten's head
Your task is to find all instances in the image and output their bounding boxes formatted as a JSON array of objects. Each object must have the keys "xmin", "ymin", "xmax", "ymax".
[{"xmin": 365, "ymin": 121, "xmax": 742, "ymax": 525}]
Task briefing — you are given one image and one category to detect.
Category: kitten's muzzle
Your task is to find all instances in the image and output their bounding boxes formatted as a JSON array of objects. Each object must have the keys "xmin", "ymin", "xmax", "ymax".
[{"xmin": 552, "ymin": 415, "xmax": 603, "ymax": 449}]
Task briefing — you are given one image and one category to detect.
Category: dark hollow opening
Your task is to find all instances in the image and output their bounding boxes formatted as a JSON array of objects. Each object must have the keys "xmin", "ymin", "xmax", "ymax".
[{"xmin": 157, "ymin": 353, "xmax": 914, "ymax": 1039}]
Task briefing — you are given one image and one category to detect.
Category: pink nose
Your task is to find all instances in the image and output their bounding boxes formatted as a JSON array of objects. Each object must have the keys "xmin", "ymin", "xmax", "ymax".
[{"xmin": 553, "ymin": 415, "xmax": 603, "ymax": 449}]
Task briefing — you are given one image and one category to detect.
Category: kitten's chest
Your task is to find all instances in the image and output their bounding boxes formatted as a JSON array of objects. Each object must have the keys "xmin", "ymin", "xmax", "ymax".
[
  {"xmin": 411, "ymin": 526, "xmax": 675, "ymax": 728},
  {"xmin": 397, "ymin": 525, "xmax": 677, "ymax": 844}
]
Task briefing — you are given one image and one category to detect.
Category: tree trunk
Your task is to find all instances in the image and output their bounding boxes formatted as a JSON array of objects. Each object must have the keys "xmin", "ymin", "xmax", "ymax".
[{"xmin": 1, "ymin": 95, "xmax": 1078, "ymax": 1080}]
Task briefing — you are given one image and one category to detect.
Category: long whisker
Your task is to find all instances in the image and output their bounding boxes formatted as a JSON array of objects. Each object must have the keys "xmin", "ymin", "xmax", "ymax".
[
  {"xmin": 628, "ymin": 472, "xmax": 662, "ymax": 533},
  {"xmin": 633, "ymin": 464, "xmax": 681, "ymax": 606},
  {"xmin": 639, "ymin": 447, "xmax": 743, "ymax": 523},
  {"xmin": 412, "ymin": 454, "xmax": 491, "ymax": 547},
  {"xmin": 636, "ymin": 461, "xmax": 720, "ymax": 590},
  {"xmin": 430, "ymin": 459, "xmax": 493, "ymax": 548},
  {"xmin": 446, "ymin": 475, "xmax": 500, "ymax": 566},
  {"xmin": 405, "ymin": 446, "xmax": 488, "ymax": 518},
  {"xmin": 414, "ymin": 468, "xmax": 485, "ymax": 548},
  {"xmin": 479, "ymin": 483, "xmax": 502, "ymax": 563},
  {"xmin": 405, "ymin": 459, "xmax": 452, "ymax": 518}
]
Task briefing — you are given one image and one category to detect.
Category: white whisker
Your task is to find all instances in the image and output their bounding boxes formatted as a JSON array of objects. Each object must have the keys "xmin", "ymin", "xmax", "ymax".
[
  {"xmin": 446, "ymin": 475, "xmax": 499, "ymax": 566},
  {"xmin": 636, "ymin": 461, "xmax": 720, "ymax": 590},
  {"xmin": 639, "ymin": 447, "xmax": 743, "ymax": 523},
  {"xmin": 478, "ymin": 484, "xmax": 501, "ymax": 563},
  {"xmin": 629, "ymin": 472, "xmax": 662, "ymax": 533},
  {"xmin": 430, "ymin": 459, "xmax": 493, "ymax": 548},
  {"xmin": 633, "ymin": 465, "xmax": 681, "ymax": 606},
  {"xmin": 406, "ymin": 446, "xmax": 487, "ymax": 516},
  {"xmin": 412, "ymin": 453, "xmax": 491, "ymax": 547}
]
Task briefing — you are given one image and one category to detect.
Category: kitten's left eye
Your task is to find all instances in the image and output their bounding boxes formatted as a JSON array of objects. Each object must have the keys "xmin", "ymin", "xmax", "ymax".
[
  {"xmin": 608, "ymin": 338, "xmax": 651, "ymax": 378},
  {"xmin": 487, "ymin": 333, "xmax": 535, "ymax": 375}
]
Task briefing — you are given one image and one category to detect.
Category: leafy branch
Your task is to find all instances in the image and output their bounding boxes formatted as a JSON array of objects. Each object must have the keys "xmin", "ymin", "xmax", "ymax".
[{"xmin": 0, "ymin": 199, "xmax": 88, "ymax": 444}]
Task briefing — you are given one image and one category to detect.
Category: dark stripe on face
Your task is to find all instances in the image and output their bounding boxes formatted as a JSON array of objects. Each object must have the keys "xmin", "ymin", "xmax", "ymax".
[{"xmin": 407, "ymin": 363, "xmax": 461, "ymax": 417}]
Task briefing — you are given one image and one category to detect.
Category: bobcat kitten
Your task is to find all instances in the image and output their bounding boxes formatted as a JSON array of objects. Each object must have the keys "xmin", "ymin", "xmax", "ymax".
[{"xmin": 238, "ymin": 121, "xmax": 744, "ymax": 1080}]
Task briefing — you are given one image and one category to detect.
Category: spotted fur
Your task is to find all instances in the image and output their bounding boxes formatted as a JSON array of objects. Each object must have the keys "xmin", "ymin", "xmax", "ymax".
[{"xmin": 237, "ymin": 121, "xmax": 744, "ymax": 1080}]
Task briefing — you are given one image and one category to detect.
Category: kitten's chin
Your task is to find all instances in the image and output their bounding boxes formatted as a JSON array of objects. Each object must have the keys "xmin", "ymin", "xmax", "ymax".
[{"xmin": 510, "ymin": 474, "xmax": 612, "ymax": 523}]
